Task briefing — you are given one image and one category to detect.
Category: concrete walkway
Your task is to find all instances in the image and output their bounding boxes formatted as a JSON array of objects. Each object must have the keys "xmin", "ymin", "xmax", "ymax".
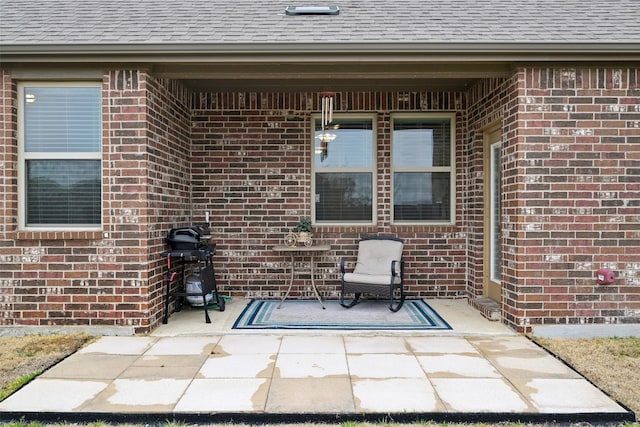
[{"xmin": 0, "ymin": 299, "xmax": 634, "ymax": 424}]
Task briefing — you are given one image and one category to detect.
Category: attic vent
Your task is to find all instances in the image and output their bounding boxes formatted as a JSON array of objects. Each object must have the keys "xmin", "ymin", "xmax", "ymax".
[{"xmin": 285, "ymin": 6, "xmax": 340, "ymax": 15}]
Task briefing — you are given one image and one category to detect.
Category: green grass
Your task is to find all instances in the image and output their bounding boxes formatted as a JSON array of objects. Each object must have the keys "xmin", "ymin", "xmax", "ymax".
[
  {"xmin": 0, "ymin": 371, "xmax": 41, "ymax": 402},
  {"xmin": 591, "ymin": 337, "xmax": 640, "ymax": 358},
  {"xmin": 614, "ymin": 337, "xmax": 640, "ymax": 357}
]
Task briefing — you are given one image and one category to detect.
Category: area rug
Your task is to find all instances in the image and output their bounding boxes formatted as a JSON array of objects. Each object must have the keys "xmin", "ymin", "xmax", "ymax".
[{"xmin": 232, "ymin": 299, "xmax": 452, "ymax": 330}]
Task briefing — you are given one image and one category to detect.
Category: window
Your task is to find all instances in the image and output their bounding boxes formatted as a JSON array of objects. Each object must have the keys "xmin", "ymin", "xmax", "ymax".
[
  {"xmin": 392, "ymin": 114, "xmax": 455, "ymax": 223},
  {"xmin": 18, "ymin": 83, "xmax": 102, "ymax": 228},
  {"xmin": 312, "ymin": 115, "xmax": 376, "ymax": 224}
]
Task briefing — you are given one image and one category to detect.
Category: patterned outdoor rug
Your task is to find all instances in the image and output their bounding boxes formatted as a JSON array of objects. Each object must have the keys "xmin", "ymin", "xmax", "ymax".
[{"xmin": 232, "ymin": 299, "xmax": 452, "ymax": 330}]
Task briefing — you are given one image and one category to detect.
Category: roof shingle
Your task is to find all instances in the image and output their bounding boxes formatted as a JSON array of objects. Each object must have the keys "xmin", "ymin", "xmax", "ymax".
[{"xmin": 1, "ymin": 0, "xmax": 640, "ymax": 46}]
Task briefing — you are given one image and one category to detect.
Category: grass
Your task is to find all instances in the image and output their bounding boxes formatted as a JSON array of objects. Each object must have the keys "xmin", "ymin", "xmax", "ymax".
[
  {"xmin": 533, "ymin": 336, "xmax": 640, "ymax": 419},
  {"xmin": 0, "ymin": 371, "xmax": 41, "ymax": 401},
  {"xmin": 0, "ymin": 333, "xmax": 92, "ymax": 400}
]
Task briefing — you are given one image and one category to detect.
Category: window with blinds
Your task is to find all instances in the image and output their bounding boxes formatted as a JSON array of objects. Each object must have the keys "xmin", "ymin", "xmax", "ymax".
[
  {"xmin": 391, "ymin": 114, "xmax": 455, "ymax": 223},
  {"xmin": 312, "ymin": 115, "xmax": 376, "ymax": 224},
  {"xmin": 19, "ymin": 84, "xmax": 102, "ymax": 228}
]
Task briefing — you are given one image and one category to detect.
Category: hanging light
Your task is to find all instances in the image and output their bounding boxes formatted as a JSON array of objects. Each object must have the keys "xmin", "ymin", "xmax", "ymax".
[{"xmin": 315, "ymin": 132, "xmax": 336, "ymax": 157}]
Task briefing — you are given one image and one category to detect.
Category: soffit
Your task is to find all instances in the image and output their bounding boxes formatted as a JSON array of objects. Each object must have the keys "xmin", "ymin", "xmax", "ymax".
[{"xmin": 154, "ymin": 62, "xmax": 511, "ymax": 92}]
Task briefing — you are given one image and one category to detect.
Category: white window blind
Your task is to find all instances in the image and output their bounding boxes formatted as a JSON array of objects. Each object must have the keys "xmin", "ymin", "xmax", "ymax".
[{"xmin": 20, "ymin": 84, "xmax": 102, "ymax": 227}]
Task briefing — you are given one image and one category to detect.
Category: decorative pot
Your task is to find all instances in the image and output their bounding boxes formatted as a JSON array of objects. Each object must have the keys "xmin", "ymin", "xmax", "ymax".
[{"xmin": 297, "ymin": 232, "xmax": 313, "ymax": 247}]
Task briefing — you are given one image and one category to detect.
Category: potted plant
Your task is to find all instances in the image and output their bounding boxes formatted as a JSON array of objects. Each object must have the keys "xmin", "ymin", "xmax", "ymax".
[{"xmin": 295, "ymin": 217, "xmax": 313, "ymax": 246}]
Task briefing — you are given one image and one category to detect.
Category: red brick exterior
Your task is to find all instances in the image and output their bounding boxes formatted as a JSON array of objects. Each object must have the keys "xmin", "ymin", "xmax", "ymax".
[
  {"xmin": 509, "ymin": 68, "xmax": 640, "ymax": 330},
  {"xmin": 189, "ymin": 92, "xmax": 468, "ymax": 304},
  {"xmin": 0, "ymin": 66, "xmax": 638, "ymax": 333},
  {"xmin": 468, "ymin": 68, "xmax": 640, "ymax": 331}
]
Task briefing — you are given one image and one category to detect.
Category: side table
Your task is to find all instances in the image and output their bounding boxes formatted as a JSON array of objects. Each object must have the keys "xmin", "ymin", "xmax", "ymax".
[{"xmin": 272, "ymin": 244, "xmax": 331, "ymax": 309}]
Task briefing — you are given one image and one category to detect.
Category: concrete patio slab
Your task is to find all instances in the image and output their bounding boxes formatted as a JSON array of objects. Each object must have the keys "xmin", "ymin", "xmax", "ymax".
[
  {"xmin": 39, "ymin": 354, "xmax": 139, "ymax": 380},
  {"xmin": 345, "ymin": 335, "xmax": 409, "ymax": 353},
  {"xmin": 347, "ymin": 353, "xmax": 426, "ymax": 378},
  {"xmin": 199, "ymin": 353, "xmax": 275, "ymax": 378},
  {"xmin": 0, "ymin": 379, "xmax": 109, "ymax": 412},
  {"xmin": 145, "ymin": 336, "xmax": 217, "ymax": 356},
  {"xmin": 266, "ymin": 377, "xmax": 354, "ymax": 413},
  {"xmin": 517, "ymin": 378, "xmax": 629, "ymax": 413},
  {"xmin": 174, "ymin": 378, "xmax": 269, "ymax": 412},
  {"xmin": 431, "ymin": 377, "xmax": 532, "ymax": 412},
  {"xmin": 279, "ymin": 335, "xmax": 345, "ymax": 353},
  {"xmin": 276, "ymin": 353, "xmax": 349, "ymax": 378},
  {"xmin": 77, "ymin": 336, "xmax": 156, "ymax": 355},
  {"xmin": 417, "ymin": 354, "xmax": 501, "ymax": 378},
  {"xmin": 406, "ymin": 336, "xmax": 480, "ymax": 353},
  {"xmin": 81, "ymin": 378, "xmax": 191, "ymax": 413},
  {"xmin": 352, "ymin": 378, "xmax": 445, "ymax": 412},
  {"xmin": 0, "ymin": 298, "xmax": 634, "ymax": 424}
]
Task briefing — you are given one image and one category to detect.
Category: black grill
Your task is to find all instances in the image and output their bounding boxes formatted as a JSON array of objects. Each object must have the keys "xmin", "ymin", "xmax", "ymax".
[{"xmin": 166, "ymin": 226, "xmax": 209, "ymax": 250}]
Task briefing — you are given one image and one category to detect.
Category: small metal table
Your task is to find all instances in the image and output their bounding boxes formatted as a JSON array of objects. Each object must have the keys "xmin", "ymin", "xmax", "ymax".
[{"xmin": 272, "ymin": 244, "xmax": 331, "ymax": 309}]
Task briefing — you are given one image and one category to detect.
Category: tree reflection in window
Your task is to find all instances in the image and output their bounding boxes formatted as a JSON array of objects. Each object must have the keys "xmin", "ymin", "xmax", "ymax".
[{"xmin": 313, "ymin": 117, "xmax": 374, "ymax": 223}]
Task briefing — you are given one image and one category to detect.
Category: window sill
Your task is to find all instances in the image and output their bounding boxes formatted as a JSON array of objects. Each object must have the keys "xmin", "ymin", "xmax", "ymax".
[{"xmin": 11, "ymin": 230, "xmax": 105, "ymax": 241}]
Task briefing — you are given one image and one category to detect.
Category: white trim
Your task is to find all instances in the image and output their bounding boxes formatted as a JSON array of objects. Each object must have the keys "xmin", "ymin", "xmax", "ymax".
[
  {"xmin": 17, "ymin": 81, "xmax": 103, "ymax": 231},
  {"xmin": 311, "ymin": 113, "xmax": 377, "ymax": 226},
  {"xmin": 390, "ymin": 112, "xmax": 456, "ymax": 226}
]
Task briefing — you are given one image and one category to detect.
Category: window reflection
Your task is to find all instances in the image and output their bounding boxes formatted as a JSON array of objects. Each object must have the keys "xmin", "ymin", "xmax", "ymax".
[
  {"xmin": 392, "ymin": 115, "xmax": 454, "ymax": 223},
  {"xmin": 313, "ymin": 117, "xmax": 375, "ymax": 223},
  {"xmin": 315, "ymin": 173, "xmax": 373, "ymax": 221},
  {"xmin": 393, "ymin": 172, "xmax": 450, "ymax": 221},
  {"xmin": 314, "ymin": 119, "xmax": 373, "ymax": 168}
]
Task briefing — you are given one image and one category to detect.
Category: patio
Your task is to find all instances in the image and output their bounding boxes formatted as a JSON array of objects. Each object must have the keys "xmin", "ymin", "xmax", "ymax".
[{"xmin": 0, "ymin": 299, "xmax": 634, "ymax": 424}]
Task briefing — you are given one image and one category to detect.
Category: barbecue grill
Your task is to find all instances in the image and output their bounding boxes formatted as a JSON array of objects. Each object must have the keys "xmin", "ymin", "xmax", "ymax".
[{"xmin": 161, "ymin": 226, "xmax": 225, "ymax": 323}]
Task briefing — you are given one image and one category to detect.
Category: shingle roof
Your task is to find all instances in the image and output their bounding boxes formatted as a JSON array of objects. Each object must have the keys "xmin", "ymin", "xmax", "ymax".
[{"xmin": 1, "ymin": 0, "xmax": 640, "ymax": 47}]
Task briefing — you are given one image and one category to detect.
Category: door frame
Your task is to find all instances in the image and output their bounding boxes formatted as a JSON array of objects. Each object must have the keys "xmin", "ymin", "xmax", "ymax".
[{"xmin": 482, "ymin": 121, "xmax": 502, "ymax": 302}]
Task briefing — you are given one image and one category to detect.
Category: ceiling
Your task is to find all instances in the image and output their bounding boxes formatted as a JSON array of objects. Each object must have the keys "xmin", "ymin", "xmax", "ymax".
[{"xmin": 151, "ymin": 62, "xmax": 513, "ymax": 92}]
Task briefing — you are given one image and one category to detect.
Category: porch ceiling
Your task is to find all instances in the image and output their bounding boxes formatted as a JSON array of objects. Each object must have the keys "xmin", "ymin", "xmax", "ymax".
[{"xmin": 153, "ymin": 62, "xmax": 512, "ymax": 92}]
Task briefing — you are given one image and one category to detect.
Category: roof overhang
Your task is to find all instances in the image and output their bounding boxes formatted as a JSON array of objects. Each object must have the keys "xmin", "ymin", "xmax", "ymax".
[{"xmin": 3, "ymin": 42, "xmax": 640, "ymax": 92}]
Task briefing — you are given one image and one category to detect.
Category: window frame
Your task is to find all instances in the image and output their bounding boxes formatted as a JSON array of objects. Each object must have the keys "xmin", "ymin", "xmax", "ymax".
[
  {"xmin": 17, "ymin": 82, "xmax": 103, "ymax": 231},
  {"xmin": 311, "ymin": 113, "xmax": 377, "ymax": 226},
  {"xmin": 391, "ymin": 112, "xmax": 456, "ymax": 225}
]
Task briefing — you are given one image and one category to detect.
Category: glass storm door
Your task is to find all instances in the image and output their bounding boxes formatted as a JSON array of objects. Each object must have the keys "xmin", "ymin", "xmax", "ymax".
[{"xmin": 484, "ymin": 126, "xmax": 502, "ymax": 301}]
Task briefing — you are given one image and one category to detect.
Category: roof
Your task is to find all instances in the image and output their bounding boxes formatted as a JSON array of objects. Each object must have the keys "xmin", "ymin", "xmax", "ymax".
[{"xmin": 2, "ymin": 0, "xmax": 640, "ymax": 48}]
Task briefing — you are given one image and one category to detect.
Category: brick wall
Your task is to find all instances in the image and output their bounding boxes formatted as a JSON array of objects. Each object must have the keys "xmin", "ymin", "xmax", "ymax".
[
  {"xmin": 512, "ymin": 67, "xmax": 640, "ymax": 329},
  {"xmin": 189, "ymin": 92, "xmax": 470, "ymax": 302},
  {"xmin": 0, "ymin": 69, "xmax": 18, "ymax": 326},
  {"xmin": 2, "ymin": 65, "xmax": 638, "ymax": 333},
  {"xmin": 0, "ymin": 70, "xmax": 193, "ymax": 333},
  {"xmin": 467, "ymin": 67, "xmax": 640, "ymax": 331},
  {"xmin": 466, "ymin": 75, "xmax": 521, "ymax": 328},
  {"xmin": 144, "ymin": 75, "xmax": 192, "ymax": 325}
]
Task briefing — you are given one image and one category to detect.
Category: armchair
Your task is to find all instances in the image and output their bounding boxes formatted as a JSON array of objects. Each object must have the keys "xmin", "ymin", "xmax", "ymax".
[{"xmin": 339, "ymin": 236, "xmax": 405, "ymax": 312}]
